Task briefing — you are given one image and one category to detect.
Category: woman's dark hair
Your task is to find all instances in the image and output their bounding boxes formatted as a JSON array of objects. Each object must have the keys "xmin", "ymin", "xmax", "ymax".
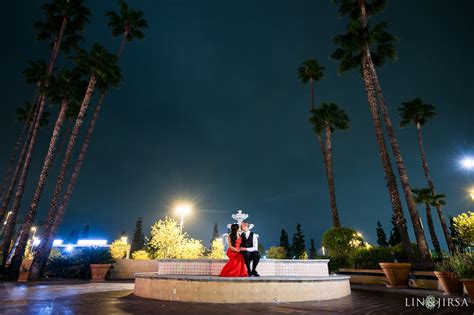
[{"xmin": 229, "ymin": 224, "xmax": 239, "ymax": 246}]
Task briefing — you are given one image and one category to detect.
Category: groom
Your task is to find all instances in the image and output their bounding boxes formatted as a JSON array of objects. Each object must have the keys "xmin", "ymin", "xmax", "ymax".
[{"xmin": 240, "ymin": 221, "xmax": 260, "ymax": 277}]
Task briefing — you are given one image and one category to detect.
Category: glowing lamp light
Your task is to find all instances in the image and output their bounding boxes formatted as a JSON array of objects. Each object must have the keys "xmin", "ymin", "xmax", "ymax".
[
  {"xmin": 65, "ymin": 245, "xmax": 74, "ymax": 252},
  {"xmin": 120, "ymin": 236, "xmax": 128, "ymax": 244},
  {"xmin": 31, "ymin": 239, "xmax": 64, "ymax": 246},
  {"xmin": 176, "ymin": 205, "xmax": 191, "ymax": 215},
  {"xmin": 77, "ymin": 239, "xmax": 107, "ymax": 246},
  {"xmin": 53, "ymin": 239, "xmax": 63, "ymax": 246},
  {"xmin": 461, "ymin": 157, "xmax": 474, "ymax": 170},
  {"xmin": 32, "ymin": 238, "xmax": 41, "ymax": 246}
]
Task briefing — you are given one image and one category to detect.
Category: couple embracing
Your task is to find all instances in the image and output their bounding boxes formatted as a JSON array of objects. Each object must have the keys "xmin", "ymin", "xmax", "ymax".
[{"xmin": 220, "ymin": 221, "xmax": 260, "ymax": 277}]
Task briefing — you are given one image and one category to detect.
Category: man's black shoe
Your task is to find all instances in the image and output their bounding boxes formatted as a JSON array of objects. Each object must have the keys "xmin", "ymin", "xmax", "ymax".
[{"xmin": 252, "ymin": 271, "xmax": 260, "ymax": 277}]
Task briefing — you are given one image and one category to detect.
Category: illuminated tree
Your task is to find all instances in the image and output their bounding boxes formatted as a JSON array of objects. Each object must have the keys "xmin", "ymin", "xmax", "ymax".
[{"xmin": 209, "ymin": 238, "xmax": 225, "ymax": 259}]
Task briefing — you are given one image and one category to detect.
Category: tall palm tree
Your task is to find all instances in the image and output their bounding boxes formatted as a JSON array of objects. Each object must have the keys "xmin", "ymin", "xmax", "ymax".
[
  {"xmin": 30, "ymin": 1, "xmax": 147, "ymax": 279},
  {"xmin": 331, "ymin": 22, "xmax": 412, "ymax": 255},
  {"xmin": 29, "ymin": 44, "xmax": 122, "ymax": 280},
  {"xmin": 7, "ymin": 71, "xmax": 87, "ymax": 278},
  {"xmin": 399, "ymin": 98, "xmax": 455, "ymax": 253},
  {"xmin": 1, "ymin": 0, "xmax": 90, "ymax": 267},
  {"xmin": 297, "ymin": 59, "xmax": 325, "ymax": 110},
  {"xmin": 0, "ymin": 61, "xmax": 49, "ymax": 222},
  {"xmin": 412, "ymin": 188, "xmax": 442, "ymax": 257},
  {"xmin": 310, "ymin": 103, "xmax": 349, "ymax": 227},
  {"xmin": 332, "ymin": 0, "xmax": 431, "ymax": 261}
]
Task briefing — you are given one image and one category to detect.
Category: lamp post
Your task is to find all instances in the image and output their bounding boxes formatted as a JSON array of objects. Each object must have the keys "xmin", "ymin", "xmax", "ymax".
[{"xmin": 176, "ymin": 204, "xmax": 191, "ymax": 234}]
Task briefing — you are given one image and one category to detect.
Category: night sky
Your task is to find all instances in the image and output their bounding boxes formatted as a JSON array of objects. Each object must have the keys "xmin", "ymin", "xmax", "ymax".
[{"xmin": 1, "ymin": 0, "xmax": 473, "ymax": 249}]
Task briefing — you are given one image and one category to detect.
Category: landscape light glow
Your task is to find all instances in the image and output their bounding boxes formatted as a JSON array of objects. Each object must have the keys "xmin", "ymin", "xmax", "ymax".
[
  {"xmin": 77, "ymin": 239, "xmax": 107, "ymax": 246},
  {"xmin": 461, "ymin": 157, "xmax": 474, "ymax": 170},
  {"xmin": 65, "ymin": 245, "xmax": 74, "ymax": 252},
  {"xmin": 31, "ymin": 239, "xmax": 64, "ymax": 246}
]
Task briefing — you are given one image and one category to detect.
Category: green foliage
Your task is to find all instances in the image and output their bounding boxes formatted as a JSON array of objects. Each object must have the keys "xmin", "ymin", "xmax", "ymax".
[
  {"xmin": 391, "ymin": 243, "xmax": 421, "ymax": 263},
  {"xmin": 351, "ymin": 246, "xmax": 394, "ymax": 269},
  {"xmin": 107, "ymin": 0, "xmax": 149, "ymax": 41},
  {"xmin": 452, "ymin": 211, "xmax": 474, "ymax": 248},
  {"xmin": 322, "ymin": 227, "xmax": 363, "ymax": 257},
  {"xmin": 147, "ymin": 217, "xmax": 205, "ymax": 259},
  {"xmin": 376, "ymin": 221, "xmax": 388, "ymax": 247},
  {"xmin": 398, "ymin": 98, "xmax": 437, "ymax": 128},
  {"xmin": 131, "ymin": 217, "xmax": 145, "ymax": 253},
  {"xmin": 110, "ymin": 238, "xmax": 128, "ymax": 259},
  {"xmin": 297, "ymin": 59, "xmax": 325, "ymax": 85},
  {"xmin": 268, "ymin": 246, "xmax": 288, "ymax": 259},
  {"xmin": 449, "ymin": 253, "xmax": 474, "ymax": 279},
  {"xmin": 309, "ymin": 102, "xmax": 350, "ymax": 135},
  {"xmin": 209, "ymin": 239, "xmax": 225, "ymax": 259},
  {"xmin": 435, "ymin": 257, "xmax": 455, "ymax": 273},
  {"xmin": 131, "ymin": 250, "xmax": 150, "ymax": 260},
  {"xmin": 45, "ymin": 247, "xmax": 114, "ymax": 279},
  {"xmin": 309, "ymin": 238, "xmax": 317, "ymax": 259},
  {"xmin": 290, "ymin": 223, "xmax": 306, "ymax": 259},
  {"xmin": 388, "ymin": 214, "xmax": 401, "ymax": 246},
  {"xmin": 279, "ymin": 228, "xmax": 289, "ymax": 258},
  {"xmin": 16, "ymin": 102, "xmax": 51, "ymax": 128}
]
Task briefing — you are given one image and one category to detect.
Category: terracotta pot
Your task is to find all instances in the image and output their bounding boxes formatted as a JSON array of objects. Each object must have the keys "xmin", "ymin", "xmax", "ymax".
[
  {"xmin": 461, "ymin": 279, "xmax": 474, "ymax": 300},
  {"xmin": 90, "ymin": 264, "xmax": 111, "ymax": 282},
  {"xmin": 434, "ymin": 271, "xmax": 463, "ymax": 295},
  {"xmin": 379, "ymin": 262, "xmax": 411, "ymax": 288},
  {"xmin": 17, "ymin": 271, "xmax": 30, "ymax": 283}
]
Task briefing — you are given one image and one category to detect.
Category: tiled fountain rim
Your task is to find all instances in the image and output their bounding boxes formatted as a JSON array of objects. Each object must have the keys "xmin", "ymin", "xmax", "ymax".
[
  {"xmin": 135, "ymin": 273, "xmax": 349, "ymax": 283},
  {"xmin": 157, "ymin": 259, "xmax": 330, "ymax": 263}
]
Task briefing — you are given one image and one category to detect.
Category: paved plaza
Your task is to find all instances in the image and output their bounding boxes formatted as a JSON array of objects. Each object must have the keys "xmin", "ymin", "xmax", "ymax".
[{"xmin": 0, "ymin": 281, "xmax": 473, "ymax": 314}]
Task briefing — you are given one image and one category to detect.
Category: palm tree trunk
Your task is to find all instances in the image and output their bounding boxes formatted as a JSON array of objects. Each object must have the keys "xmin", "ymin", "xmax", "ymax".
[
  {"xmin": 34, "ymin": 96, "xmax": 105, "ymax": 273},
  {"xmin": 368, "ymin": 60, "xmax": 431, "ymax": 262},
  {"xmin": 0, "ymin": 17, "xmax": 68, "ymax": 267},
  {"xmin": 7, "ymin": 100, "xmax": 69, "ymax": 279},
  {"xmin": 425, "ymin": 203, "xmax": 442, "ymax": 257},
  {"xmin": 29, "ymin": 76, "xmax": 97, "ymax": 280},
  {"xmin": 53, "ymin": 119, "xmax": 72, "ymax": 164},
  {"xmin": 357, "ymin": 0, "xmax": 427, "ymax": 261},
  {"xmin": 416, "ymin": 124, "xmax": 455, "ymax": 254},
  {"xmin": 0, "ymin": 126, "xmax": 27, "ymax": 203},
  {"xmin": 360, "ymin": 56, "xmax": 412, "ymax": 255},
  {"xmin": 324, "ymin": 126, "xmax": 341, "ymax": 227}
]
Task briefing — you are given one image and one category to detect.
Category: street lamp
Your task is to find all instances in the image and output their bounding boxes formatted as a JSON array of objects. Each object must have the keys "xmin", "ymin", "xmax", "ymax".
[
  {"xmin": 176, "ymin": 204, "xmax": 192, "ymax": 234},
  {"xmin": 461, "ymin": 157, "xmax": 474, "ymax": 170},
  {"xmin": 31, "ymin": 226, "xmax": 37, "ymax": 240}
]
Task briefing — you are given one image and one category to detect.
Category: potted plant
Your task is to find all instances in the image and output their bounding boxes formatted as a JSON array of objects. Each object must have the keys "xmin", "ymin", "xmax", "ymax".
[
  {"xmin": 379, "ymin": 261, "xmax": 412, "ymax": 288},
  {"xmin": 77, "ymin": 247, "xmax": 115, "ymax": 282},
  {"xmin": 450, "ymin": 253, "xmax": 474, "ymax": 300},
  {"xmin": 434, "ymin": 258, "xmax": 463, "ymax": 295}
]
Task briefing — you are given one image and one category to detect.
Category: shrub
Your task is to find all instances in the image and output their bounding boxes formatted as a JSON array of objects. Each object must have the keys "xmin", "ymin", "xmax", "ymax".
[
  {"xmin": 267, "ymin": 246, "xmax": 287, "ymax": 259},
  {"xmin": 209, "ymin": 239, "xmax": 225, "ymax": 259},
  {"xmin": 351, "ymin": 246, "xmax": 394, "ymax": 269},
  {"xmin": 131, "ymin": 250, "xmax": 150, "ymax": 260},
  {"xmin": 449, "ymin": 253, "xmax": 474, "ymax": 279},
  {"xmin": 391, "ymin": 243, "xmax": 421, "ymax": 263},
  {"xmin": 147, "ymin": 217, "xmax": 205, "ymax": 259},
  {"xmin": 110, "ymin": 239, "xmax": 128, "ymax": 259},
  {"xmin": 322, "ymin": 227, "xmax": 363, "ymax": 257},
  {"xmin": 452, "ymin": 211, "xmax": 474, "ymax": 247},
  {"xmin": 45, "ymin": 247, "xmax": 115, "ymax": 280}
]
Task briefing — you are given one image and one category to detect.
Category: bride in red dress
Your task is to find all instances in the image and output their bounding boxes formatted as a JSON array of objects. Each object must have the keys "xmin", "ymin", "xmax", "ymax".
[{"xmin": 220, "ymin": 223, "xmax": 248, "ymax": 277}]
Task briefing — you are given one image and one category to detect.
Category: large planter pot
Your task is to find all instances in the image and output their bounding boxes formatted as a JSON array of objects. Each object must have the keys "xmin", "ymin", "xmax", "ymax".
[
  {"xmin": 434, "ymin": 271, "xmax": 463, "ymax": 295},
  {"xmin": 90, "ymin": 264, "xmax": 111, "ymax": 282},
  {"xmin": 17, "ymin": 271, "xmax": 30, "ymax": 282},
  {"xmin": 379, "ymin": 262, "xmax": 411, "ymax": 288},
  {"xmin": 461, "ymin": 279, "xmax": 474, "ymax": 300}
]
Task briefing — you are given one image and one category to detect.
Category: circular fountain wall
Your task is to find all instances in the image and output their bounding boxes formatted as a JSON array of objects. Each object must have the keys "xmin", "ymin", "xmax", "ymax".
[{"xmin": 134, "ymin": 273, "xmax": 351, "ymax": 303}]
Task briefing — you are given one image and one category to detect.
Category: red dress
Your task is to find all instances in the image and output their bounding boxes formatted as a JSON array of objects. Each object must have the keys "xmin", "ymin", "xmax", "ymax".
[{"xmin": 219, "ymin": 237, "xmax": 248, "ymax": 277}]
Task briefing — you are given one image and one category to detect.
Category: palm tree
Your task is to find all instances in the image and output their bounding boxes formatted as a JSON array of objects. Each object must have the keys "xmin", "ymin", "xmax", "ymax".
[
  {"xmin": 107, "ymin": 0, "xmax": 149, "ymax": 58},
  {"xmin": 331, "ymin": 22, "xmax": 412, "ymax": 256},
  {"xmin": 1, "ymin": 0, "xmax": 90, "ymax": 267},
  {"xmin": 297, "ymin": 59, "xmax": 325, "ymax": 110},
  {"xmin": 29, "ymin": 44, "xmax": 122, "ymax": 280},
  {"xmin": 30, "ymin": 1, "xmax": 147, "ymax": 279},
  {"xmin": 399, "ymin": 98, "xmax": 455, "ymax": 253},
  {"xmin": 309, "ymin": 103, "xmax": 349, "ymax": 227},
  {"xmin": 331, "ymin": 0, "xmax": 431, "ymax": 261},
  {"xmin": 412, "ymin": 188, "xmax": 442, "ymax": 257},
  {"xmin": 7, "ymin": 71, "xmax": 87, "ymax": 278},
  {"xmin": 0, "ymin": 61, "xmax": 49, "ymax": 222}
]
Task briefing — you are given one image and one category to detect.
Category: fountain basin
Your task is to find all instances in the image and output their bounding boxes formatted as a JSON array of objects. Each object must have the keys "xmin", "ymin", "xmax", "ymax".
[{"xmin": 134, "ymin": 273, "xmax": 351, "ymax": 303}]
